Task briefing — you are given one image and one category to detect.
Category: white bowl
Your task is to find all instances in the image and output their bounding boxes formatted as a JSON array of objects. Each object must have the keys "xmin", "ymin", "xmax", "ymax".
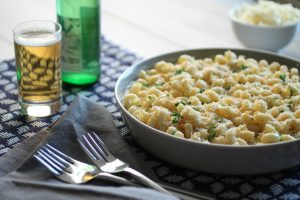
[
  {"xmin": 229, "ymin": 5, "xmax": 299, "ymax": 52},
  {"xmin": 115, "ymin": 48, "xmax": 300, "ymax": 175}
]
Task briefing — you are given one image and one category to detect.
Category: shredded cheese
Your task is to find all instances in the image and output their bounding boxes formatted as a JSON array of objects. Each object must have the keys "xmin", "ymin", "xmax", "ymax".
[{"xmin": 235, "ymin": 0, "xmax": 300, "ymax": 26}]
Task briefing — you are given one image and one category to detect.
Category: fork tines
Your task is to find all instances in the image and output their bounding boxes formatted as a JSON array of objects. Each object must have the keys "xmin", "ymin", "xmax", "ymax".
[
  {"xmin": 34, "ymin": 145, "xmax": 72, "ymax": 176},
  {"xmin": 78, "ymin": 132, "xmax": 114, "ymax": 163}
]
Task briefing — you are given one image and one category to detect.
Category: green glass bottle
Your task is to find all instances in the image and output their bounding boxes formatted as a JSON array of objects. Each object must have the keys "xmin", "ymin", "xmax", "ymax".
[{"xmin": 56, "ymin": 0, "xmax": 100, "ymax": 85}]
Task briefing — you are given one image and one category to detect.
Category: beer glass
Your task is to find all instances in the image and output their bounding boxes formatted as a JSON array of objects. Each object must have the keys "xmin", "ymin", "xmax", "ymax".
[{"xmin": 13, "ymin": 20, "xmax": 62, "ymax": 117}]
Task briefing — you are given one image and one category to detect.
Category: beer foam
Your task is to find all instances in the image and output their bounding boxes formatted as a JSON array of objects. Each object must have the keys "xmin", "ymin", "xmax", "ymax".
[{"xmin": 14, "ymin": 31, "xmax": 61, "ymax": 46}]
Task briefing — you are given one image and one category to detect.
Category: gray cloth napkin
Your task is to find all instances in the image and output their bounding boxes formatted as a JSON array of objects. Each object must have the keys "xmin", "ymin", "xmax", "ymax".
[{"xmin": 0, "ymin": 95, "xmax": 178, "ymax": 200}]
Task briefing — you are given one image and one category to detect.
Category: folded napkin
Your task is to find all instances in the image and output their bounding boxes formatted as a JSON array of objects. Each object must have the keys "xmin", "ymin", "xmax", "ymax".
[{"xmin": 0, "ymin": 95, "xmax": 178, "ymax": 200}]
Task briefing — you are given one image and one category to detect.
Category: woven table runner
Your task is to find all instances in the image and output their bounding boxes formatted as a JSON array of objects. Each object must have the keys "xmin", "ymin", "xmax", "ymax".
[{"xmin": 0, "ymin": 37, "xmax": 300, "ymax": 200}]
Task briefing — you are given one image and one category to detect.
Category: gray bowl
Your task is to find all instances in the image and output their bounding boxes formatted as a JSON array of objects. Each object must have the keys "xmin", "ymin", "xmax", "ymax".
[
  {"xmin": 115, "ymin": 48, "xmax": 300, "ymax": 175},
  {"xmin": 229, "ymin": 5, "xmax": 299, "ymax": 52}
]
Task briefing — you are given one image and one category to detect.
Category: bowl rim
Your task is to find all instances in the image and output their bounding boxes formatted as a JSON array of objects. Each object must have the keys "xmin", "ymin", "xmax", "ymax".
[
  {"xmin": 228, "ymin": 3, "xmax": 300, "ymax": 29},
  {"xmin": 115, "ymin": 47, "xmax": 300, "ymax": 150}
]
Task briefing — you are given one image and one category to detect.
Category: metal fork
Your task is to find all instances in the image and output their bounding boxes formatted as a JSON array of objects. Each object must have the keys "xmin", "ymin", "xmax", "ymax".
[
  {"xmin": 77, "ymin": 132, "xmax": 170, "ymax": 194},
  {"xmin": 34, "ymin": 144, "xmax": 137, "ymax": 186},
  {"xmin": 35, "ymin": 145, "xmax": 213, "ymax": 200}
]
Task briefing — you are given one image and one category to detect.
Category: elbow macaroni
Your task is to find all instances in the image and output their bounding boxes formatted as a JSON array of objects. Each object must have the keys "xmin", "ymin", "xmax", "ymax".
[{"xmin": 123, "ymin": 51, "xmax": 300, "ymax": 145}]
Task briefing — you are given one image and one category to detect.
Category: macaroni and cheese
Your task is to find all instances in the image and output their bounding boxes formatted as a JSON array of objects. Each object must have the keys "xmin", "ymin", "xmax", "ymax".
[{"xmin": 123, "ymin": 51, "xmax": 300, "ymax": 145}]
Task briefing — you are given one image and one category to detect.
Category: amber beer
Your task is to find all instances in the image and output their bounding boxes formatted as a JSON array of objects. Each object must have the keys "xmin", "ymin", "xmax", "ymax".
[{"xmin": 13, "ymin": 21, "xmax": 62, "ymax": 117}]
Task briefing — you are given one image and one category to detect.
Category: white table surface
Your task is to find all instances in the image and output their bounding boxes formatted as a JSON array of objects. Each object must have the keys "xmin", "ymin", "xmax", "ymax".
[{"xmin": 0, "ymin": 0, "xmax": 299, "ymax": 60}]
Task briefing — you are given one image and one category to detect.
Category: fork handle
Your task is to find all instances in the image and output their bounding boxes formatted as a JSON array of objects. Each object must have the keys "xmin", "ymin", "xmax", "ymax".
[
  {"xmin": 100, "ymin": 170, "xmax": 213, "ymax": 199},
  {"xmin": 97, "ymin": 172, "xmax": 138, "ymax": 187},
  {"xmin": 123, "ymin": 167, "xmax": 170, "ymax": 194}
]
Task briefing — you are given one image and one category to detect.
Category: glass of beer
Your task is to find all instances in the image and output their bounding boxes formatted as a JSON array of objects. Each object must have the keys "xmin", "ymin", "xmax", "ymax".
[{"xmin": 13, "ymin": 20, "xmax": 62, "ymax": 117}]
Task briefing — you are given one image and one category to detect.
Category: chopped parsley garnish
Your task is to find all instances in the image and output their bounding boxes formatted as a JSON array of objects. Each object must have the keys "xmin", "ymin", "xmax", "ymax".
[
  {"xmin": 240, "ymin": 65, "xmax": 249, "ymax": 70},
  {"xmin": 148, "ymin": 96, "xmax": 154, "ymax": 101},
  {"xmin": 199, "ymin": 88, "xmax": 205, "ymax": 93},
  {"xmin": 172, "ymin": 118, "xmax": 180, "ymax": 124},
  {"xmin": 215, "ymin": 116, "xmax": 225, "ymax": 123},
  {"xmin": 279, "ymin": 74, "xmax": 286, "ymax": 83},
  {"xmin": 218, "ymin": 118, "xmax": 225, "ymax": 123},
  {"xmin": 279, "ymin": 110, "xmax": 284, "ymax": 113},
  {"xmin": 289, "ymin": 86, "xmax": 296, "ymax": 96},
  {"xmin": 171, "ymin": 112, "xmax": 182, "ymax": 124},
  {"xmin": 224, "ymin": 86, "xmax": 231, "ymax": 90},
  {"xmin": 142, "ymin": 82, "xmax": 149, "ymax": 87},
  {"xmin": 207, "ymin": 124, "xmax": 217, "ymax": 141},
  {"xmin": 288, "ymin": 101, "xmax": 294, "ymax": 110},
  {"xmin": 155, "ymin": 82, "xmax": 165, "ymax": 87},
  {"xmin": 193, "ymin": 107, "xmax": 200, "ymax": 111},
  {"xmin": 174, "ymin": 69, "xmax": 184, "ymax": 75},
  {"xmin": 172, "ymin": 112, "xmax": 182, "ymax": 117},
  {"xmin": 175, "ymin": 101, "xmax": 186, "ymax": 107}
]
